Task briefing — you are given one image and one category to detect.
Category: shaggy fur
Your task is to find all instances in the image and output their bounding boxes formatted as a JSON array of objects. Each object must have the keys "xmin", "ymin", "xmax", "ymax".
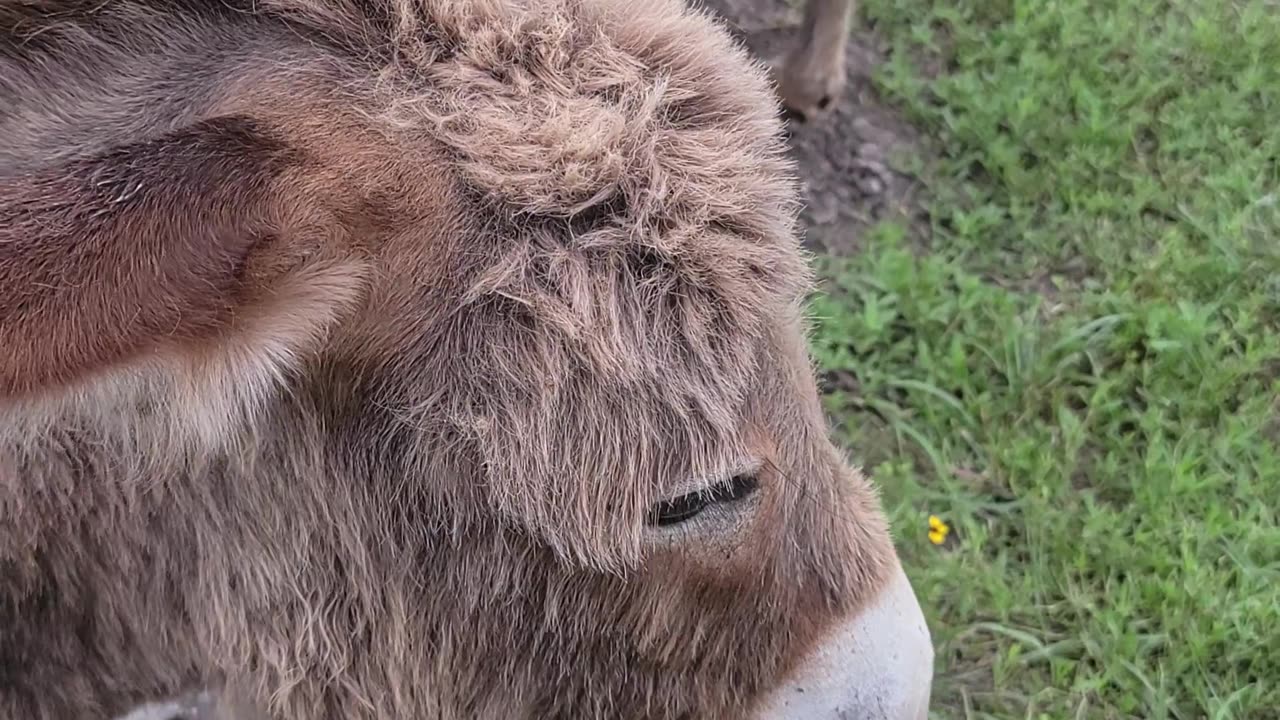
[{"xmin": 0, "ymin": 0, "xmax": 899, "ymax": 717}]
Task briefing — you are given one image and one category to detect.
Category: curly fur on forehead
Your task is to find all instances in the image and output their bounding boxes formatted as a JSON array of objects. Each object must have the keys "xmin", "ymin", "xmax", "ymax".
[{"xmin": 266, "ymin": 0, "xmax": 810, "ymax": 290}]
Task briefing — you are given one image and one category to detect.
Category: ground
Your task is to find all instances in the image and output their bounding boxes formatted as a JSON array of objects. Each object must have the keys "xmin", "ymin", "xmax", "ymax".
[{"xmin": 702, "ymin": 1, "xmax": 1280, "ymax": 718}]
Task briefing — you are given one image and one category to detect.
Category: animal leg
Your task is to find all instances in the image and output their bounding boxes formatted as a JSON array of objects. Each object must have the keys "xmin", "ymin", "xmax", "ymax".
[{"xmin": 773, "ymin": 0, "xmax": 855, "ymax": 120}]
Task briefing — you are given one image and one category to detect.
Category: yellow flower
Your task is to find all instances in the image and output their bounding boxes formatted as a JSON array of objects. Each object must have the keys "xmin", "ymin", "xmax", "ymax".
[{"xmin": 927, "ymin": 515, "xmax": 950, "ymax": 545}]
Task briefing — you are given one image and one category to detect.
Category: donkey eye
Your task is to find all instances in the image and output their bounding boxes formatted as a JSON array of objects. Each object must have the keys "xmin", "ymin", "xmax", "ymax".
[{"xmin": 647, "ymin": 472, "xmax": 760, "ymax": 527}]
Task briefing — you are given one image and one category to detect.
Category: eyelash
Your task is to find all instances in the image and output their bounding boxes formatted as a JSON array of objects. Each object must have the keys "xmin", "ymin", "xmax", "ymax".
[{"xmin": 646, "ymin": 472, "xmax": 761, "ymax": 527}]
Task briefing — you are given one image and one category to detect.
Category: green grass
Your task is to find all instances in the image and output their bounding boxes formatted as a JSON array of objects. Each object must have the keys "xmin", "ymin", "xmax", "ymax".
[{"xmin": 807, "ymin": 1, "xmax": 1280, "ymax": 717}]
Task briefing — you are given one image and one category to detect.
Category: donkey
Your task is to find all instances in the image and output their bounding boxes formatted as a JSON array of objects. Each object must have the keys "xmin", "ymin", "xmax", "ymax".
[{"xmin": 0, "ymin": 0, "xmax": 932, "ymax": 717}]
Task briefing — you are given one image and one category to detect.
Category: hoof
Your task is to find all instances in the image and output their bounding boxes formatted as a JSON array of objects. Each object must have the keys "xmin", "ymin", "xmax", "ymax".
[{"xmin": 769, "ymin": 50, "xmax": 846, "ymax": 123}]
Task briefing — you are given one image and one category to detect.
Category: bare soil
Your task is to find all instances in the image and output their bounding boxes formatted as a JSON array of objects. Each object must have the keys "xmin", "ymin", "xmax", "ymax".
[{"xmin": 696, "ymin": 0, "xmax": 927, "ymax": 255}]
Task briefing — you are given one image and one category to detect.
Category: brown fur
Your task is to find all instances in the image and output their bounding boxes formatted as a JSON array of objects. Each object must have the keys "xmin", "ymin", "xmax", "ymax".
[{"xmin": 0, "ymin": 0, "xmax": 899, "ymax": 717}]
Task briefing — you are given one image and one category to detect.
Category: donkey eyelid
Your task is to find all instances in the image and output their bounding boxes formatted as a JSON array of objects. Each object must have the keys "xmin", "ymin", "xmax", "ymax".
[
  {"xmin": 663, "ymin": 458, "xmax": 765, "ymax": 499},
  {"xmin": 646, "ymin": 469, "xmax": 761, "ymax": 528}
]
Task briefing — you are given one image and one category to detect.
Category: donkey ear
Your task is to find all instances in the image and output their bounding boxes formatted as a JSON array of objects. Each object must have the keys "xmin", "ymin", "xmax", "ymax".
[{"xmin": 0, "ymin": 116, "xmax": 306, "ymax": 398}]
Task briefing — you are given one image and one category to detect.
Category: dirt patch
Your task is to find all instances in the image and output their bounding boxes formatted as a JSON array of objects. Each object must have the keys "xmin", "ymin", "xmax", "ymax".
[{"xmin": 695, "ymin": 0, "xmax": 928, "ymax": 256}]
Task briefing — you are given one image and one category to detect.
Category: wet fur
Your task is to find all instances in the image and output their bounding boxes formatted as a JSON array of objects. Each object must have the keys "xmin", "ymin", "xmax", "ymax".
[{"xmin": 0, "ymin": 0, "xmax": 897, "ymax": 717}]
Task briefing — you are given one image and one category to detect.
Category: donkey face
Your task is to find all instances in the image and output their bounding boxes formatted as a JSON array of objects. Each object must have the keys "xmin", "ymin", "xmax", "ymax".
[{"xmin": 0, "ymin": 0, "xmax": 932, "ymax": 717}]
